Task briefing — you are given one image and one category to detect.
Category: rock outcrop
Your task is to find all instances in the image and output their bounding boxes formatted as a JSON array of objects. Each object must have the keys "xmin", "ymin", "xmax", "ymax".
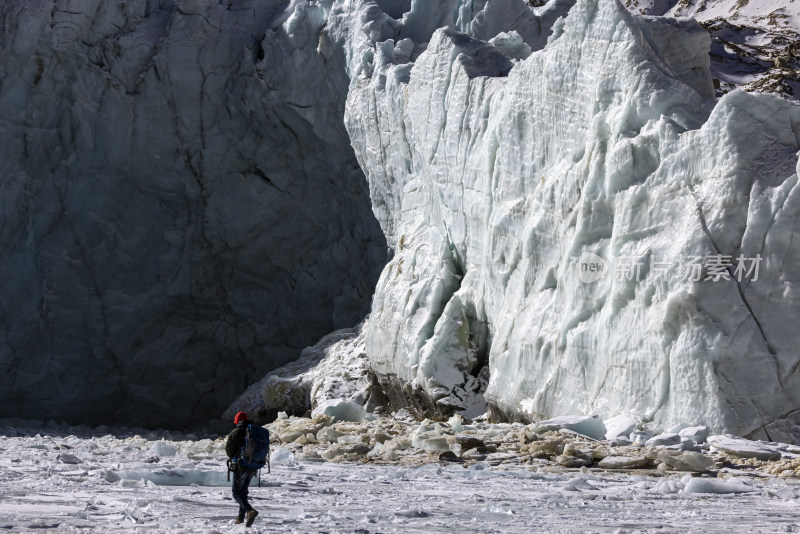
[{"xmin": 0, "ymin": 0, "xmax": 386, "ymax": 427}]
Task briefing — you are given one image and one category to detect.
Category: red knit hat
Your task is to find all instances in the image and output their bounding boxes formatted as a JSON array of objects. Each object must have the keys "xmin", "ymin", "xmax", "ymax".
[{"xmin": 234, "ymin": 412, "xmax": 248, "ymax": 424}]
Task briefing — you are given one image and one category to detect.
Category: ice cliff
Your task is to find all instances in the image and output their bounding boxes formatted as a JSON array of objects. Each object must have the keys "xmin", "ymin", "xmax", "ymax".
[
  {"xmin": 333, "ymin": 0, "xmax": 800, "ymax": 440},
  {"xmin": 4, "ymin": 0, "xmax": 800, "ymax": 439},
  {"xmin": 0, "ymin": 0, "xmax": 386, "ymax": 427}
]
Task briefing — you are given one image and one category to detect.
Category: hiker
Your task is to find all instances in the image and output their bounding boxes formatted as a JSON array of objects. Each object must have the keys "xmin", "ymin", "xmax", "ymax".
[{"xmin": 225, "ymin": 411, "xmax": 267, "ymax": 527}]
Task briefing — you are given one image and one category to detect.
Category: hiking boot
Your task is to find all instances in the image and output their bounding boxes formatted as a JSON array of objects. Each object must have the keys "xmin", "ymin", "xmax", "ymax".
[
  {"xmin": 245, "ymin": 509, "xmax": 259, "ymax": 527},
  {"xmin": 235, "ymin": 517, "xmax": 244, "ymax": 524}
]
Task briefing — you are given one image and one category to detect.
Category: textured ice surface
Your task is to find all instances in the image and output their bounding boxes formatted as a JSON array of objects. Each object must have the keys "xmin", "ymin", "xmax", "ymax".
[
  {"xmin": 1, "ymin": 423, "xmax": 800, "ymax": 533},
  {"xmin": 3, "ymin": 0, "xmax": 800, "ymax": 442},
  {"xmin": 0, "ymin": 0, "xmax": 386, "ymax": 427},
  {"xmin": 339, "ymin": 0, "xmax": 800, "ymax": 438}
]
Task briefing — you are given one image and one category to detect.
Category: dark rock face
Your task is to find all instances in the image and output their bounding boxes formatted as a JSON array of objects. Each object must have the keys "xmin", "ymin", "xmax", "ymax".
[{"xmin": 0, "ymin": 0, "xmax": 386, "ymax": 428}]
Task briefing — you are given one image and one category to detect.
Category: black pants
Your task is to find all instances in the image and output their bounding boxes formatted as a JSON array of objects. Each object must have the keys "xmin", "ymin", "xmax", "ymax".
[{"xmin": 231, "ymin": 467, "xmax": 256, "ymax": 518}]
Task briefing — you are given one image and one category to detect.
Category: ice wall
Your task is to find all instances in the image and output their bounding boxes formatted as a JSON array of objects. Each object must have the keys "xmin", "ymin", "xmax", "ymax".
[
  {"xmin": 0, "ymin": 0, "xmax": 386, "ymax": 427},
  {"xmin": 339, "ymin": 0, "xmax": 800, "ymax": 439}
]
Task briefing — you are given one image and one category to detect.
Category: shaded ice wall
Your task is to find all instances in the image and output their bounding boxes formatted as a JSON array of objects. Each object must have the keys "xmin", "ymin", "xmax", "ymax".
[
  {"xmin": 339, "ymin": 0, "xmax": 800, "ymax": 439},
  {"xmin": 0, "ymin": 0, "xmax": 386, "ymax": 428}
]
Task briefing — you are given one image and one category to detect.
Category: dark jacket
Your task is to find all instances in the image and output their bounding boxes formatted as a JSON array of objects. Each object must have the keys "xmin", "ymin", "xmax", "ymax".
[{"xmin": 225, "ymin": 421, "xmax": 248, "ymax": 460}]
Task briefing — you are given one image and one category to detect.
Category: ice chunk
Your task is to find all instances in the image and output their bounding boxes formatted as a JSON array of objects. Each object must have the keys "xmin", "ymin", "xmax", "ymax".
[
  {"xmin": 536, "ymin": 415, "xmax": 607, "ymax": 440},
  {"xmin": 270, "ymin": 447, "xmax": 296, "ymax": 466},
  {"xmin": 681, "ymin": 475, "xmax": 757, "ymax": 494},
  {"xmin": 150, "ymin": 442, "xmax": 178, "ymax": 457},
  {"xmin": 604, "ymin": 415, "xmax": 637, "ymax": 441},
  {"xmin": 320, "ymin": 447, "xmax": 346, "ymax": 461},
  {"xmin": 596, "ymin": 456, "xmax": 651, "ymax": 469},
  {"xmin": 337, "ymin": 435, "xmax": 366, "ymax": 446},
  {"xmin": 419, "ymin": 437, "xmax": 450, "ymax": 453},
  {"xmin": 311, "ymin": 399, "xmax": 367, "ymax": 423},
  {"xmin": 489, "ymin": 31, "xmax": 532, "ymax": 61},
  {"xmin": 631, "ymin": 431, "xmax": 653, "ymax": 446},
  {"xmin": 679, "ymin": 426, "xmax": 709, "ymax": 444},
  {"xmin": 448, "ymin": 414, "xmax": 464, "ymax": 433},
  {"xmin": 659, "ymin": 451, "xmax": 715, "ymax": 472},
  {"xmin": 707, "ymin": 435, "xmax": 782, "ymax": 461},
  {"xmin": 646, "ymin": 433, "xmax": 681, "ymax": 447},
  {"xmin": 317, "ymin": 427, "xmax": 345, "ymax": 443},
  {"xmin": 113, "ymin": 469, "xmax": 230, "ymax": 487},
  {"xmin": 560, "ymin": 475, "xmax": 595, "ymax": 491}
]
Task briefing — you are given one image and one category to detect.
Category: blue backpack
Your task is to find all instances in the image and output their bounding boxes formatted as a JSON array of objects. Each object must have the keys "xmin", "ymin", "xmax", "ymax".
[{"xmin": 238, "ymin": 424, "xmax": 270, "ymax": 470}]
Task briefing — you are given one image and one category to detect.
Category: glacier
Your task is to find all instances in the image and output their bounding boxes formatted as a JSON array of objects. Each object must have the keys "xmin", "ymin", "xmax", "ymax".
[
  {"xmin": 0, "ymin": 0, "xmax": 386, "ymax": 427},
  {"xmin": 2, "ymin": 0, "xmax": 800, "ymax": 441},
  {"xmin": 334, "ymin": 0, "xmax": 800, "ymax": 440}
]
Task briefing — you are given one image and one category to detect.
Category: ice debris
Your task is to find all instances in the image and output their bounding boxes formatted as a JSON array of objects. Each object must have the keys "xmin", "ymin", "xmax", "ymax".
[
  {"xmin": 312, "ymin": 399, "xmax": 369, "ymax": 423},
  {"xmin": 264, "ymin": 413, "xmax": 800, "ymax": 480},
  {"xmin": 535, "ymin": 416, "xmax": 607, "ymax": 440},
  {"xmin": 707, "ymin": 435, "xmax": 782, "ymax": 461},
  {"xmin": 269, "ymin": 447, "xmax": 296, "ymax": 466},
  {"xmin": 681, "ymin": 475, "xmax": 757, "ymax": 495}
]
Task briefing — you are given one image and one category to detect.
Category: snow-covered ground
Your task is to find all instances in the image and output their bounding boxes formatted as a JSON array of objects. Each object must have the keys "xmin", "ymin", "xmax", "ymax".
[
  {"xmin": 2, "ymin": 422, "xmax": 799, "ymax": 533},
  {"xmin": 624, "ymin": 0, "xmax": 800, "ymax": 98}
]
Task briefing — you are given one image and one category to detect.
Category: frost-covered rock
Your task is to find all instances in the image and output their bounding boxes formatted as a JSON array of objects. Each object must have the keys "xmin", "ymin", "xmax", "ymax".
[
  {"xmin": 0, "ymin": 0, "xmax": 385, "ymax": 427},
  {"xmin": 340, "ymin": 0, "xmax": 800, "ymax": 439}
]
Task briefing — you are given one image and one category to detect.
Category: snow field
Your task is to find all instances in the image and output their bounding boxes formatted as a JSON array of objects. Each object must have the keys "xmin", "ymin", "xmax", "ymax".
[{"xmin": 2, "ymin": 421, "xmax": 800, "ymax": 533}]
